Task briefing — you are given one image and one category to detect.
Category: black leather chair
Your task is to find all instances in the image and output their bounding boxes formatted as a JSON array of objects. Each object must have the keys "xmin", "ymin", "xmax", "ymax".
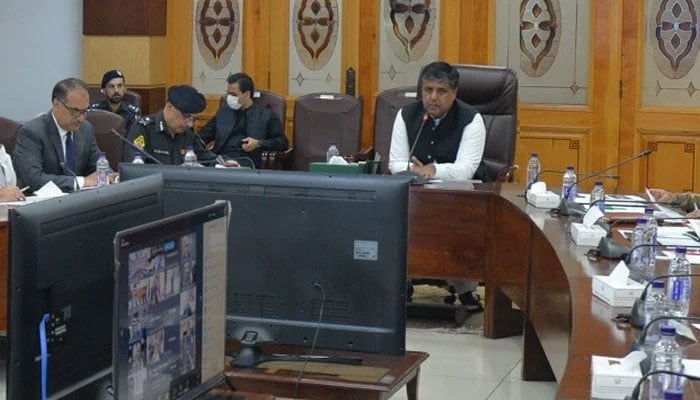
[
  {"xmin": 292, "ymin": 93, "xmax": 363, "ymax": 171},
  {"xmin": 87, "ymin": 110, "xmax": 126, "ymax": 170},
  {"xmin": 452, "ymin": 64, "xmax": 518, "ymax": 182},
  {"xmin": 373, "ymin": 86, "xmax": 419, "ymax": 174},
  {"xmin": 0, "ymin": 116, "xmax": 21, "ymax": 155}
]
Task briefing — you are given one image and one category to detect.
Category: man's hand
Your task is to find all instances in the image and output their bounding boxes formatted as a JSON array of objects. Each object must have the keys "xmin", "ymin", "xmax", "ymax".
[
  {"xmin": 648, "ymin": 188, "xmax": 677, "ymax": 203},
  {"xmin": 109, "ymin": 172, "xmax": 119, "ymax": 184},
  {"xmin": 687, "ymin": 210, "xmax": 700, "ymax": 218},
  {"xmin": 0, "ymin": 186, "xmax": 25, "ymax": 201},
  {"xmin": 241, "ymin": 137, "xmax": 260, "ymax": 153},
  {"xmin": 84, "ymin": 172, "xmax": 98, "ymax": 188},
  {"xmin": 410, "ymin": 156, "xmax": 436, "ymax": 179},
  {"xmin": 224, "ymin": 159, "xmax": 240, "ymax": 167}
]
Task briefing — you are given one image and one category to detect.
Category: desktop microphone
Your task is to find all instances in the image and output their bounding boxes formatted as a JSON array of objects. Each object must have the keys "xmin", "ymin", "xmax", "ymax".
[
  {"xmin": 60, "ymin": 161, "xmax": 80, "ymax": 192},
  {"xmin": 551, "ymin": 149, "xmax": 653, "ymax": 216},
  {"xmin": 624, "ymin": 369, "xmax": 700, "ymax": 400},
  {"xmin": 395, "ymin": 113, "xmax": 429, "ymax": 184},
  {"xmin": 109, "ymin": 129, "xmax": 162, "ymax": 165},
  {"xmin": 629, "ymin": 271, "xmax": 700, "ymax": 328},
  {"xmin": 629, "ymin": 315, "xmax": 700, "ymax": 374}
]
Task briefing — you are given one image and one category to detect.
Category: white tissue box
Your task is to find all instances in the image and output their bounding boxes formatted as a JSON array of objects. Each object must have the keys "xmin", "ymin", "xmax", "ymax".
[
  {"xmin": 570, "ymin": 223, "xmax": 607, "ymax": 246},
  {"xmin": 526, "ymin": 190, "xmax": 561, "ymax": 208},
  {"xmin": 591, "ymin": 275, "xmax": 644, "ymax": 307},
  {"xmin": 591, "ymin": 355, "xmax": 642, "ymax": 399}
]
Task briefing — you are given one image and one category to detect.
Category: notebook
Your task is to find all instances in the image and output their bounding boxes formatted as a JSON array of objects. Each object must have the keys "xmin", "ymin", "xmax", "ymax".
[{"xmin": 112, "ymin": 202, "xmax": 230, "ymax": 400}]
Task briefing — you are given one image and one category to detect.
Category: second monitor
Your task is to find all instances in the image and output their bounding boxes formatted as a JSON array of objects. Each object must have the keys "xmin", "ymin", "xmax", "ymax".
[{"xmin": 120, "ymin": 165, "xmax": 410, "ymax": 356}]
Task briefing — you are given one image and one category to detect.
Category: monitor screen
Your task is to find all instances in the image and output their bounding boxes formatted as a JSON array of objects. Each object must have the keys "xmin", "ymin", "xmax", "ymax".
[
  {"xmin": 113, "ymin": 202, "xmax": 228, "ymax": 400},
  {"xmin": 120, "ymin": 165, "xmax": 410, "ymax": 355},
  {"xmin": 8, "ymin": 175, "xmax": 164, "ymax": 399}
]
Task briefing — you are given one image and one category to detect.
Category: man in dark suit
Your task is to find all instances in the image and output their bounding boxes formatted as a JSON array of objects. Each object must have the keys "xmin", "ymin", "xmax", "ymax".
[
  {"xmin": 198, "ymin": 72, "xmax": 288, "ymax": 168},
  {"xmin": 13, "ymin": 77, "xmax": 100, "ymax": 192}
]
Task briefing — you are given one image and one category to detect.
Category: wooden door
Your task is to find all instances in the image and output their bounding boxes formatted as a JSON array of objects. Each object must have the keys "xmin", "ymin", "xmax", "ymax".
[{"xmin": 619, "ymin": 0, "xmax": 700, "ymax": 193}]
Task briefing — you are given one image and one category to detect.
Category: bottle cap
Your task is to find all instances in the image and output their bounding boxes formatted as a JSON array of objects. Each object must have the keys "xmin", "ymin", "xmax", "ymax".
[
  {"xmin": 186, "ymin": 145, "xmax": 194, "ymax": 150},
  {"xmin": 594, "ymin": 181, "xmax": 603, "ymax": 186},
  {"xmin": 531, "ymin": 152, "xmax": 538, "ymax": 157},
  {"xmin": 330, "ymin": 141, "xmax": 337, "ymax": 145},
  {"xmin": 659, "ymin": 325, "xmax": 676, "ymax": 336},
  {"xmin": 651, "ymin": 280, "xmax": 665, "ymax": 288},
  {"xmin": 644, "ymin": 207, "xmax": 654, "ymax": 215},
  {"xmin": 566, "ymin": 165, "xmax": 574, "ymax": 170},
  {"xmin": 99, "ymin": 151, "xmax": 106, "ymax": 156},
  {"xmin": 676, "ymin": 246, "xmax": 687, "ymax": 254}
]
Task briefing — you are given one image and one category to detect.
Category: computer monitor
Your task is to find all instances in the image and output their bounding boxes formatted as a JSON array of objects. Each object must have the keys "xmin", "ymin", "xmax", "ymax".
[
  {"xmin": 113, "ymin": 202, "xmax": 228, "ymax": 400},
  {"xmin": 120, "ymin": 165, "xmax": 410, "ymax": 355},
  {"xmin": 8, "ymin": 175, "xmax": 165, "ymax": 399}
]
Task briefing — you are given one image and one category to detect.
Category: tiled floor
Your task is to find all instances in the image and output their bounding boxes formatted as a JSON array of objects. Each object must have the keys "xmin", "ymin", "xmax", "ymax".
[{"xmin": 388, "ymin": 328, "xmax": 558, "ymax": 400}]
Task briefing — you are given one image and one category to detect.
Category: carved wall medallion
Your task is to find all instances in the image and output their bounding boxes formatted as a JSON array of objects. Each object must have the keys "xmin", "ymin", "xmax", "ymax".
[
  {"xmin": 651, "ymin": 0, "xmax": 700, "ymax": 79},
  {"xmin": 293, "ymin": 0, "xmax": 339, "ymax": 71},
  {"xmin": 384, "ymin": 0, "xmax": 437, "ymax": 63},
  {"xmin": 195, "ymin": 0, "xmax": 240, "ymax": 70},
  {"xmin": 519, "ymin": 0, "xmax": 561, "ymax": 77}
]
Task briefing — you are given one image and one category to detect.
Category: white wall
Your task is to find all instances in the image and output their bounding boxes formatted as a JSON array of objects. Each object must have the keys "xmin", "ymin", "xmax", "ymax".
[{"xmin": 0, "ymin": 0, "xmax": 83, "ymax": 121}]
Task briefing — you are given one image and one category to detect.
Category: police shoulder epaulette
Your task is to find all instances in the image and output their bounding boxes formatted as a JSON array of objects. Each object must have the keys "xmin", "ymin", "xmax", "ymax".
[
  {"xmin": 138, "ymin": 116, "xmax": 154, "ymax": 126},
  {"xmin": 126, "ymin": 103, "xmax": 140, "ymax": 114},
  {"xmin": 89, "ymin": 102, "xmax": 102, "ymax": 109}
]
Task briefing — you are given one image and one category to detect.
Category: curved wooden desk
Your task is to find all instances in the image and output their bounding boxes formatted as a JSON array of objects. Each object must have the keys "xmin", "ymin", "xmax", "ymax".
[{"xmin": 408, "ymin": 182, "xmax": 637, "ymax": 398}]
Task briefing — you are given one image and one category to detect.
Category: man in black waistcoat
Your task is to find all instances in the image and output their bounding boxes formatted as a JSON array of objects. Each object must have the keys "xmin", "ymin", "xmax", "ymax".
[
  {"xmin": 198, "ymin": 72, "xmax": 288, "ymax": 168},
  {"xmin": 389, "ymin": 61, "xmax": 486, "ymax": 310}
]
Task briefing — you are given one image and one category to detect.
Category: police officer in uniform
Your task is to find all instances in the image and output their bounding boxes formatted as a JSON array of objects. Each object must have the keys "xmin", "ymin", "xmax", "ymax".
[
  {"xmin": 123, "ymin": 85, "xmax": 237, "ymax": 166},
  {"xmin": 90, "ymin": 70, "xmax": 140, "ymax": 131}
]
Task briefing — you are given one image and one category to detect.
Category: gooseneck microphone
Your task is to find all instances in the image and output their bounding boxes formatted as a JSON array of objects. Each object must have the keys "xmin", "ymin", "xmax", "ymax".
[
  {"xmin": 395, "ymin": 114, "xmax": 429, "ymax": 185},
  {"xmin": 60, "ymin": 161, "xmax": 80, "ymax": 192},
  {"xmin": 551, "ymin": 149, "xmax": 654, "ymax": 216},
  {"xmin": 109, "ymin": 129, "xmax": 163, "ymax": 165},
  {"xmin": 629, "ymin": 272, "xmax": 700, "ymax": 328},
  {"xmin": 625, "ymin": 369, "xmax": 700, "ymax": 400},
  {"xmin": 629, "ymin": 315, "xmax": 700, "ymax": 374}
]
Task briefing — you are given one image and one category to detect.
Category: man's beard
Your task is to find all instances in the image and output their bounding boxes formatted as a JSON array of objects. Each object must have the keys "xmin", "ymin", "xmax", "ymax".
[{"xmin": 108, "ymin": 94, "xmax": 122, "ymax": 104}]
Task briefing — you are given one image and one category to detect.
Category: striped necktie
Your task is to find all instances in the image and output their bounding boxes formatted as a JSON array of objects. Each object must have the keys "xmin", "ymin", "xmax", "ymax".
[{"xmin": 65, "ymin": 132, "xmax": 74, "ymax": 171}]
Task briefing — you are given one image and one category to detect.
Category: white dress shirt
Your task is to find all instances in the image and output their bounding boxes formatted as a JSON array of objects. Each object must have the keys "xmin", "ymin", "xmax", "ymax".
[
  {"xmin": 388, "ymin": 109, "xmax": 486, "ymax": 181},
  {"xmin": 0, "ymin": 145, "xmax": 16, "ymax": 188}
]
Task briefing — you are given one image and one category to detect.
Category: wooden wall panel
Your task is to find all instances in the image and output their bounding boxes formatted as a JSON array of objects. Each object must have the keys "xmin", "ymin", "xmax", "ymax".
[
  {"xmin": 643, "ymin": 136, "xmax": 698, "ymax": 192},
  {"xmin": 84, "ymin": 0, "xmax": 167, "ymax": 35},
  {"xmin": 83, "ymin": 36, "xmax": 166, "ymax": 86},
  {"xmin": 165, "ymin": 0, "xmax": 193, "ymax": 90},
  {"xmin": 460, "ymin": 0, "xmax": 495, "ymax": 64},
  {"xmin": 243, "ymin": 0, "xmax": 272, "ymax": 89}
]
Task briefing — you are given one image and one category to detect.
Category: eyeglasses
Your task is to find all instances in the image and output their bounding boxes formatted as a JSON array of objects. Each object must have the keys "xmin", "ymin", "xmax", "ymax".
[{"xmin": 59, "ymin": 99, "xmax": 90, "ymax": 118}]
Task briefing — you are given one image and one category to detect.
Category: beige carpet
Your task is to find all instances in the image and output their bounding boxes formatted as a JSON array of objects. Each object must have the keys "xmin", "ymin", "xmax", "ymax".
[{"xmin": 407, "ymin": 284, "xmax": 484, "ymax": 335}]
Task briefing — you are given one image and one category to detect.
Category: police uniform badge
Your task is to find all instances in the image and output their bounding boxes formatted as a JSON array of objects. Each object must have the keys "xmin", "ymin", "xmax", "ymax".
[{"xmin": 134, "ymin": 135, "xmax": 146, "ymax": 148}]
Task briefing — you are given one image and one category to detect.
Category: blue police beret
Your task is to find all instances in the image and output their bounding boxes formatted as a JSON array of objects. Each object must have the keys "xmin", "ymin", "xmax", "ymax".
[
  {"xmin": 167, "ymin": 85, "xmax": 206, "ymax": 114},
  {"xmin": 101, "ymin": 70, "xmax": 124, "ymax": 88}
]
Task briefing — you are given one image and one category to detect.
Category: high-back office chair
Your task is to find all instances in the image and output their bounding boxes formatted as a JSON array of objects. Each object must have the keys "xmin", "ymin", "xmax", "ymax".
[
  {"xmin": 216, "ymin": 90, "xmax": 290, "ymax": 169},
  {"xmin": 452, "ymin": 64, "xmax": 518, "ymax": 182},
  {"xmin": 292, "ymin": 93, "xmax": 363, "ymax": 171},
  {"xmin": 0, "ymin": 116, "xmax": 21, "ymax": 155},
  {"xmin": 373, "ymin": 86, "xmax": 419, "ymax": 173},
  {"xmin": 88, "ymin": 87, "xmax": 142, "ymax": 110},
  {"xmin": 87, "ymin": 110, "xmax": 126, "ymax": 170}
]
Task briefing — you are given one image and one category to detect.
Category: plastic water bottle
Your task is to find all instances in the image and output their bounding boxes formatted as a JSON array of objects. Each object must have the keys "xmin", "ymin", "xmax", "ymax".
[
  {"xmin": 183, "ymin": 145, "xmax": 197, "ymax": 167},
  {"xmin": 644, "ymin": 207, "xmax": 658, "ymax": 275},
  {"xmin": 649, "ymin": 326, "xmax": 683, "ymax": 400},
  {"xmin": 326, "ymin": 141, "xmax": 340, "ymax": 162},
  {"xmin": 667, "ymin": 246, "xmax": 691, "ymax": 318},
  {"xmin": 589, "ymin": 181, "xmax": 605, "ymax": 212},
  {"xmin": 644, "ymin": 280, "xmax": 668, "ymax": 348},
  {"xmin": 630, "ymin": 218, "xmax": 648, "ymax": 272},
  {"xmin": 132, "ymin": 151, "xmax": 145, "ymax": 164},
  {"xmin": 526, "ymin": 153, "xmax": 541, "ymax": 187},
  {"xmin": 96, "ymin": 152, "xmax": 110, "ymax": 187},
  {"xmin": 561, "ymin": 166, "xmax": 577, "ymax": 200}
]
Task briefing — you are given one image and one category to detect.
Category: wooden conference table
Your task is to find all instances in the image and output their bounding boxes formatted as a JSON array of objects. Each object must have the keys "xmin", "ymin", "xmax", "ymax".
[{"xmin": 407, "ymin": 181, "xmax": 672, "ymax": 399}]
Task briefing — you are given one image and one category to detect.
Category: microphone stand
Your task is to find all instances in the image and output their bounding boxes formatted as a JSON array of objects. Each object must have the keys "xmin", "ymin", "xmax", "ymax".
[
  {"xmin": 625, "ymin": 369, "xmax": 700, "ymax": 400},
  {"xmin": 630, "ymin": 315, "xmax": 700, "ymax": 374},
  {"xmin": 551, "ymin": 149, "xmax": 653, "ymax": 216},
  {"xmin": 395, "ymin": 114, "xmax": 429, "ymax": 185},
  {"xmin": 109, "ymin": 129, "xmax": 163, "ymax": 165},
  {"xmin": 60, "ymin": 161, "xmax": 80, "ymax": 192}
]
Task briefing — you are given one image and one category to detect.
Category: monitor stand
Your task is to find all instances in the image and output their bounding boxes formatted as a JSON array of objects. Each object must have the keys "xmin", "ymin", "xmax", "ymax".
[{"xmin": 229, "ymin": 331, "xmax": 363, "ymax": 368}]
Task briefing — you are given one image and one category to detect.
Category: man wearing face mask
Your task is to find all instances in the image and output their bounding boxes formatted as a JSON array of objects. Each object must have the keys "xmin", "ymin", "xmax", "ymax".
[
  {"xmin": 198, "ymin": 72, "xmax": 288, "ymax": 168},
  {"xmin": 122, "ymin": 85, "xmax": 227, "ymax": 165}
]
